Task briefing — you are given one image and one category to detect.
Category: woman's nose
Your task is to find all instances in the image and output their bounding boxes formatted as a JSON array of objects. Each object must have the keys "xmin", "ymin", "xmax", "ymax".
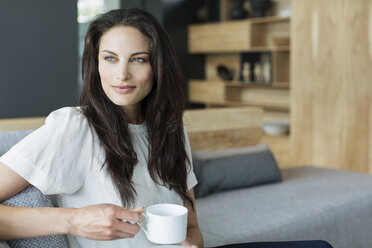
[{"xmin": 117, "ymin": 64, "xmax": 132, "ymax": 81}]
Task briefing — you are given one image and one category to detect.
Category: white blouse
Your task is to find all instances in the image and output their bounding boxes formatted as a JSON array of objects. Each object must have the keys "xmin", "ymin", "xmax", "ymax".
[{"xmin": 0, "ymin": 107, "xmax": 197, "ymax": 248}]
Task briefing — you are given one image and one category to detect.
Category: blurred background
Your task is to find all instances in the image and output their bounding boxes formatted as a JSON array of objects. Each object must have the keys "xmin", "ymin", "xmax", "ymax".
[
  {"xmin": 0, "ymin": 0, "xmax": 205, "ymax": 118},
  {"xmin": 1, "ymin": 0, "xmax": 372, "ymax": 173}
]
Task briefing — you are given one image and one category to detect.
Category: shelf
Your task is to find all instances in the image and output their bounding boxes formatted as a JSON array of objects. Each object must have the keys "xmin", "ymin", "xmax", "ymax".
[
  {"xmin": 247, "ymin": 46, "xmax": 290, "ymax": 52},
  {"xmin": 188, "ymin": 20, "xmax": 251, "ymax": 53},
  {"xmin": 224, "ymin": 81, "xmax": 289, "ymax": 89},
  {"xmin": 217, "ymin": 101, "xmax": 289, "ymax": 111},
  {"xmin": 272, "ymin": 82, "xmax": 290, "ymax": 88},
  {"xmin": 263, "ymin": 110, "xmax": 290, "ymax": 123},
  {"xmin": 193, "ymin": 46, "xmax": 290, "ymax": 53},
  {"xmin": 249, "ymin": 16, "xmax": 290, "ymax": 24},
  {"xmin": 188, "ymin": 80, "xmax": 289, "ymax": 111},
  {"xmin": 205, "ymin": 52, "xmax": 289, "ymax": 84},
  {"xmin": 194, "ymin": 15, "xmax": 288, "ymax": 25},
  {"xmin": 188, "ymin": 17, "xmax": 290, "ymax": 53},
  {"xmin": 221, "ymin": 16, "xmax": 290, "ymax": 24}
]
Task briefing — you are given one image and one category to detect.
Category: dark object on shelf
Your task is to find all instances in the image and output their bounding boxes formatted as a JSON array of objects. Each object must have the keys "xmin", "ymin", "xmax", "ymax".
[
  {"xmin": 249, "ymin": 0, "xmax": 272, "ymax": 18},
  {"xmin": 217, "ymin": 65, "xmax": 234, "ymax": 81},
  {"xmin": 230, "ymin": 0, "xmax": 248, "ymax": 20},
  {"xmin": 206, "ymin": 0, "xmax": 220, "ymax": 22},
  {"xmin": 191, "ymin": 0, "xmax": 208, "ymax": 23}
]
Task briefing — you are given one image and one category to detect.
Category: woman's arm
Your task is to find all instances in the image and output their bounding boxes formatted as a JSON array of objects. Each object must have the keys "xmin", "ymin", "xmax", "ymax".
[
  {"xmin": 178, "ymin": 189, "xmax": 204, "ymax": 248},
  {"xmin": 0, "ymin": 204, "xmax": 71, "ymax": 239},
  {"xmin": 0, "ymin": 162, "xmax": 143, "ymax": 240},
  {"xmin": 0, "ymin": 162, "xmax": 29, "ymax": 202}
]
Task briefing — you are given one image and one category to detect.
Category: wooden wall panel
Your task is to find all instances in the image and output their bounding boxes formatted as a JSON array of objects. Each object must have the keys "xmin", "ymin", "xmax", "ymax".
[
  {"xmin": 291, "ymin": 0, "xmax": 372, "ymax": 173},
  {"xmin": 262, "ymin": 135, "xmax": 292, "ymax": 168}
]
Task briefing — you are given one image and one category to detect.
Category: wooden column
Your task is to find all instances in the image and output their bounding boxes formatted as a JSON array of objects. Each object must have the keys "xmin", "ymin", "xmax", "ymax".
[{"xmin": 291, "ymin": 0, "xmax": 372, "ymax": 173}]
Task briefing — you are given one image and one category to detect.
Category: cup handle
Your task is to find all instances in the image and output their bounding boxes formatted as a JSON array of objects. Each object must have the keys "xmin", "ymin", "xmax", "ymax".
[{"xmin": 138, "ymin": 212, "xmax": 148, "ymax": 236}]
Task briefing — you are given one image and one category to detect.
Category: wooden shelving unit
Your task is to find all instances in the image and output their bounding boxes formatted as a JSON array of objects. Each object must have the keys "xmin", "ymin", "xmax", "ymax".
[
  {"xmin": 187, "ymin": 0, "xmax": 292, "ymax": 167},
  {"xmin": 187, "ymin": 13, "xmax": 291, "ymax": 122}
]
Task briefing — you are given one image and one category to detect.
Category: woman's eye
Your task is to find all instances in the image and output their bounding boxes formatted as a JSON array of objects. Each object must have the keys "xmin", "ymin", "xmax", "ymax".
[
  {"xmin": 104, "ymin": 56, "xmax": 115, "ymax": 62},
  {"xmin": 131, "ymin": 57, "xmax": 146, "ymax": 63}
]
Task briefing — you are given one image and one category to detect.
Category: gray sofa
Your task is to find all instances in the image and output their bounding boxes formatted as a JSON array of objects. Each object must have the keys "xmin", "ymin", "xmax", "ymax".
[
  {"xmin": 196, "ymin": 166, "xmax": 372, "ymax": 247},
  {"xmin": 191, "ymin": 145, "xmax": 372, "ymax": 248},
  {"xmin": 2, "ymin": 130, "xmax": 372, "ymax": 248}
]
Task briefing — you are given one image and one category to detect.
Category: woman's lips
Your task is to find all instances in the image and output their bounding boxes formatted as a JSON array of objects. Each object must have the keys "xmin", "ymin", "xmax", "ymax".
[{"xmin": 112, "ymin": 85, "xmax": 136, "ymax": 94}]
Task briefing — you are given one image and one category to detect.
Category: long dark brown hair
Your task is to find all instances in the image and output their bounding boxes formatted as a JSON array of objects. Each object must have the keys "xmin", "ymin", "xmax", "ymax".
[{"xmin": 79, "ymin": 8, "xmax": 192, "ymax": 208}]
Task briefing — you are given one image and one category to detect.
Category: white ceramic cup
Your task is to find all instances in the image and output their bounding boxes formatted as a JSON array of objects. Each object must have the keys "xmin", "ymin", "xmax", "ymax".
[{"xmin": 139, "ymin": 203, "xmax": 188, "ymax": 245}]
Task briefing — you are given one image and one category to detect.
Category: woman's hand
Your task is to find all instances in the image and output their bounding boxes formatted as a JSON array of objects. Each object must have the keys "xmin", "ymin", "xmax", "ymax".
[
  {"xmin": 177, "ymin": 238, "xmax": 198, "ymax": 248},
  {"xmin": 180, "ymin": 189, "xmax": 204, "ymax": 248},
  {"xmin": 66, "ymin": 204, "xmax": 144, "ymax": 240}
]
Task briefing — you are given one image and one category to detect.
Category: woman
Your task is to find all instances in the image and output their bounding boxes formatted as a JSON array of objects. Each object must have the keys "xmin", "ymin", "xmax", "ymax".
[{"xmin": 0, "ymin": 8, "xmax": 202, "ymax": 248}]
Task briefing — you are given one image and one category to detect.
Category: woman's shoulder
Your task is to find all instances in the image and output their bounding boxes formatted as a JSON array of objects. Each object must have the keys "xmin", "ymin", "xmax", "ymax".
[
  {"xmin": 47, "ymin": 106, "xmax": 82, "ymax": 118},
  {"xmin": 45, "ymin": 106, "xmax": 90, "ymax": 131},
  {"xmin": 46, "ymin": 106, "xmax": 85, "ymax": 123}
]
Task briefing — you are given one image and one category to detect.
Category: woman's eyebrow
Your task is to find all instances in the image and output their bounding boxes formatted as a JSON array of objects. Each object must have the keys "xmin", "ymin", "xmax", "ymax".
[
  {"xmin": 131, "ymin": 52, "xmax": 149, "ymax": 56},
  {"xmin": 101, "ymin": 50, "xmax": 149, "ymax": 56},
  {"xmin": 101, "ymin": 49, "xmax": 117, "ymax": 55}
]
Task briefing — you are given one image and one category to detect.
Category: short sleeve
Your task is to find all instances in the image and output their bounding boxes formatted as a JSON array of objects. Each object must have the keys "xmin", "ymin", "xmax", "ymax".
[
  {"xmin": 0, "ymin": 107, "xmax": 95, "ymax": 195},
  {"xmin": 183, "ymin": 126, "xmax": 198, "ymax": 191}
]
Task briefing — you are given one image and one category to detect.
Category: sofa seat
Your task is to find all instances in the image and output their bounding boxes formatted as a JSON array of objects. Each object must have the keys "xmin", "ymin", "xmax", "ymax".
[{"xmin": 196, "ymin": 166, "xmax": 372, "ymax": 248}]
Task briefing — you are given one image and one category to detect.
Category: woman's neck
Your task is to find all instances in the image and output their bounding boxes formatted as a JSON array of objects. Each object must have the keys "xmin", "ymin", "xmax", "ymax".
[{"xmin": 122, "ymin": 105, "xmax": 143, "ymax": 125}]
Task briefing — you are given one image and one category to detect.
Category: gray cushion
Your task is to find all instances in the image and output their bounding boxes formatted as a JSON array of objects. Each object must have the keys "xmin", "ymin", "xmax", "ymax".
[
  {"xmin": 0, "ymin": 130, "xmax": 33, "ymax": 156},
  {"xmin": 192, "ymin": 145, "xmax": 282, "ymax": 198},
  {"xmin": 0, "ymin": 241, "xmax": 10, "ymax": 248},
  {"xmin": 2, "ymin": 186, "xmax": 70, "ymax": 248},
  {"xmin": 1, "ymin": 130, "xmax": 70, "ymax": 248}
]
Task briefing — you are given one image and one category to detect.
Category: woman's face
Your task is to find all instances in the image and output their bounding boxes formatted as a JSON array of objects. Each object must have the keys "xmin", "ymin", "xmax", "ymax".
[{"xmin": 98, "ymin": 26, "xmax": 153, "ymax": 118}]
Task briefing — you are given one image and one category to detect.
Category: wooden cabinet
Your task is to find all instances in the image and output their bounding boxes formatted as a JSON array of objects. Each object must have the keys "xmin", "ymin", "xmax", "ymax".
[
  {"xmin": 187, "ymin": 7, "xmax": 291, "ymax": 121},
  {"xmin": 187, "ymin": 0, "xmax": 292, "ymax": 167}
]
